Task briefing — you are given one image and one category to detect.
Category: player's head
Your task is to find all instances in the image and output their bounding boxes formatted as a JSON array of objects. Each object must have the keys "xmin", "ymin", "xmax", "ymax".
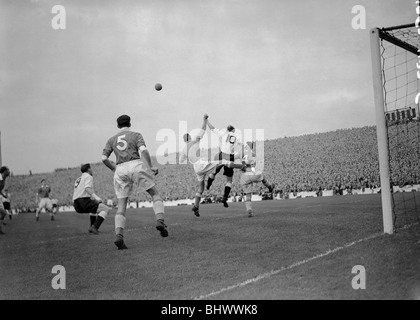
[
  {"xmin": 81, "ymin": 163, "xmax": 91, "ymax": 174},
  {"xmin": 227, "ymin": 125, "xmax": 235, "ymax": 133},
  {"xmin": 0, "ymin": 166, "xmax": 10, "ymax": 177},
  {"xmin": 117, "ymin": 115, "xmax": 131, "ymax": 129},
  {"xmin": 183, "ymin": 133, "xmax": 191, "ymax": 142},
  {"xmin": 41, "ymin": 179, "xmax": 46, "ymax": 184}
]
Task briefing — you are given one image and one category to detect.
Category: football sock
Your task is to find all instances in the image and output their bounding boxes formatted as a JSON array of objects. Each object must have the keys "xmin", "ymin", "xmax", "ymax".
[
  {"xmin": 153, "ymin": 199, "xmax": 165, "ymax": 221},
  {"xmin": 93, "ymin": 216, "xmax": 105, "ymax": 230},
  {"xmin": 262, "ymin": 179, "xmax": 272, "ymax": 190},
  {"xmin": 98, "ymin": 210, "xmax": 108, "ymax": 220},
  {"xmin": 89, "ymin": 214, "xmax": 96, "ymax": 226},
  {"xmin": 194, "ymin": 192, "xmax": 202, "ymax": 207},
  {"xmin": 246, "ymin": 201, "xmax": 252, "ymax": 213},
  {"xmin": 223, "ymin": 183, "xmax": 232, "ymax": 199},
  {"xmin": 115, "ymin": 214, "xmax": 126, "ymax": 236}
]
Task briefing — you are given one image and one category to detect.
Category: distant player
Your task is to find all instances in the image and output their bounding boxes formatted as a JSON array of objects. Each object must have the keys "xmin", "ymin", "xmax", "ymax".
[
  {"xmin": 1, "ymin": 189, "xmax": 11, "ymax": 220},
  {"xmin": 205, "ymin": 119, "xmax": 243, "ymax": 207},
  {"xmin": 73, "ymin": 163, "xmax": 111, "ymax": 234},
  {"xmin": 35, "ymin": 179, "xmax": 54, "ymax": 221},
  {"xmin": 51, "ymin": 198, "xmax": 58, "ymax": 215},
  {"xmin": 102, "ymin": 114, "xmax": 168, "ymax": 250},
  {"xmin": 180, "ymin": 114, "xmax": 245, "ymax": 217},
  {"xmin": 0, "ymin": 166, "xmax": 11, "ymax": 234},
  {"xmin": 240, "ymin": 141, "xmax": 274, "ymax": 217}
]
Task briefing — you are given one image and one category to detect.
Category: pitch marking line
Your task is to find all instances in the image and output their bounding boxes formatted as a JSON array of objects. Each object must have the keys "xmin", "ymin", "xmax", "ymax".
[{"xmin": 193, "ymin": 223, "xmax": 418, "ymax": 300}]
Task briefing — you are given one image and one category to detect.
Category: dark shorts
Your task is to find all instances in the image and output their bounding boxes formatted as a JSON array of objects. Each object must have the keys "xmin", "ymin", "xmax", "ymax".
[
  {"xmin": 3, "ymin": 202, "xmax": 10, "ymax": 210},
  {"xmin": 73, "ymin": 198, "xmax": 99, "ymax": 214},
  {"xmin": 217, "ymin": 152, "xmax": 235, "ymax": 177}
]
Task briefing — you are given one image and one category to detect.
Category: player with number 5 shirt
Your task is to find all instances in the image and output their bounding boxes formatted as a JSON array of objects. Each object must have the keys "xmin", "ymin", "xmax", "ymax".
[{"xmin": 102, "ymin": 114, "xmax": 168, "ymax": 250}]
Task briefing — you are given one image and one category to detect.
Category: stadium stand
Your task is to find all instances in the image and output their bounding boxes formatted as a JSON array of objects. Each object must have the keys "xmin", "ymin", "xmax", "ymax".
[{"xmin": 6, "ymin": 126, "xmax": 420, "ymax": 212}]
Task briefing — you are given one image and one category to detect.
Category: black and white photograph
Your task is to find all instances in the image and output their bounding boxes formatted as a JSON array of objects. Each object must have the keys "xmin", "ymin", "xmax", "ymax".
[{"xmin": 0, "ymin": 0, "xmax": 419, "ymax": 305}]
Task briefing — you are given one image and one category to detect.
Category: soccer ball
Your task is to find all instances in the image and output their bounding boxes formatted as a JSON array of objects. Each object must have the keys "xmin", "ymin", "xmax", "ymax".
[{"xmin": 155, "ymin": 83, "xmax": 162, "ymax": 91}]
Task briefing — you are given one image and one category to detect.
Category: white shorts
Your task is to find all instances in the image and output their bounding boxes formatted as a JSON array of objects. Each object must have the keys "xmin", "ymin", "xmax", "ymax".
[
  {"xmin": 114, "ymin": 159, "xmax": 155, "ymax": 199},
  {"xmin": 241, "ymin": 170, "xmax": 263, "ymax": 194},
  {"xmin": 193, "ymin": 159, "xmax": 220, "ymax": 182},
  {"xmin": 38, "ymin": 198, "xmax": 53, "ymax": 210}
]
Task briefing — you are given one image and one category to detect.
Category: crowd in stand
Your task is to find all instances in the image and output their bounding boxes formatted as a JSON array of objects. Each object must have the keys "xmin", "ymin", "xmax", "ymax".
[{"xmin": 5, "ymin": 125, "xmax": 420, "ymax": 211}]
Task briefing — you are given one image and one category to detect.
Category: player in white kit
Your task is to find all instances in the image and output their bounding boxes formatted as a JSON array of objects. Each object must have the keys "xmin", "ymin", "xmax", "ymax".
[
  {"xmin": 205, "ymin": 119, "xmax": 243, "ymax": 208},
  {"xmin": 240, "ymin": 141, "xmax": 274, "ymax": 217},
  {"xmin": 73, "ymin": 163, "xmax": 111, "ymax": 234},
  {"xmin": 102, "ymin": 115, "xmax": 167, "ymax": 250},
  {"xmin": 180, "ymin": 114, "xmax": 245, "ymax": 217}
]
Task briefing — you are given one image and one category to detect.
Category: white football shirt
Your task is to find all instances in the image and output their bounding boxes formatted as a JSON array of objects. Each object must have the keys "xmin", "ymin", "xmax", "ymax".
[
  {"xmin": 73, "ymin": 172, "xmax": 94, "ymax": 201},
  {"xmin": 211, "ymin": 127, "xmax": 241, "ymax": 155}
]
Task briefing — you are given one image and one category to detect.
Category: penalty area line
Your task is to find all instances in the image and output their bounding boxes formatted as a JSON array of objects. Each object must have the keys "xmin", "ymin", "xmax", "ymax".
[
  {"xmin": 194, "ymin": 222, "xmax": 419, "ymax": 300},
  {"xmin": 192, "ymin": 231, "xmax": 384, "ymax": 300}
]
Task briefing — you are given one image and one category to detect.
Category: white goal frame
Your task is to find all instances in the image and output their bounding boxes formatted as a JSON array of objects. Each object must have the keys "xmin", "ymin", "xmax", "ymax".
[{"xmin": 370, "ymin": 23, "xmax": 418, "ymax": 234}]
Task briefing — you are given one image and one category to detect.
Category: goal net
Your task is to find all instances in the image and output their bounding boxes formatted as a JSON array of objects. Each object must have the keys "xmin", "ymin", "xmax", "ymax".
[{"xmin": 370, "ymin": 23, "xmax": 420, "ymax": 234}]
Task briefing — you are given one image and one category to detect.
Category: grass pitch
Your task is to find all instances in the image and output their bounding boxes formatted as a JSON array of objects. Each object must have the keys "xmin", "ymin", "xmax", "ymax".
[{"xmin": 0, "ymin": 194, "xmax": 419, "ymax": 300}]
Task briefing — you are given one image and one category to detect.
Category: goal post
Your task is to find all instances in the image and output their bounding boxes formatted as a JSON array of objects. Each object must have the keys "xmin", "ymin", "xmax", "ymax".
[
  {"xmin": 370, "ymin": 27, "xmax": 393, "ymax": 234},
  {"xmin": 370, "ymin": 23, "xmax": 419, "ymax": 234}
]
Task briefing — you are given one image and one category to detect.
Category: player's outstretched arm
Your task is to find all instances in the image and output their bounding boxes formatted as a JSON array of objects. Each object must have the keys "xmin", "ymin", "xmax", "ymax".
[
  {"xmin": 195, "ymin": 116, "xmax": 207, "ymax": 141},
  {"xmin": 207, "ymin": 118, "xmax": 215, "ymax": 131}
]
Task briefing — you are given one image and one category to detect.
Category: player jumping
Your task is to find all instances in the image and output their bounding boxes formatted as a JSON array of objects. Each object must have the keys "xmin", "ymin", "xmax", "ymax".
[
  {"xmin": 180, "ymin": 114, "xmax": 245, "ymax": 217},
  {"xmin": 102, "ymin": 114, "xmax": 168, "ymax": 250},
  {"xmin": 73, "ymin": 163, "xmax": 112, "ymax": 234},
  {"xmin": 205, "ymin": 119, "xmax": 243, "ymax": 208}
]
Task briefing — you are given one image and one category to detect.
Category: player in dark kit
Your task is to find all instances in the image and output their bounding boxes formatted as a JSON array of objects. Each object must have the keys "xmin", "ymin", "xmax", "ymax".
[
  {"xmin": 73, "ymin": 163, "xmax": 111, "ymax": 234},
  {"xmin": 0, "ymin": 166, "xmax": 11, "ymax": 234},
  {"xmin": 35, "ymin": 179, "xmax": 54, "ymax": 221},
  {"xmin": 1, "ymin": 189, "xmax": 11, "ymax": 220},
  {"xmin": 102, "ymin": 115, "xmax": 168, "ymax": 250}
]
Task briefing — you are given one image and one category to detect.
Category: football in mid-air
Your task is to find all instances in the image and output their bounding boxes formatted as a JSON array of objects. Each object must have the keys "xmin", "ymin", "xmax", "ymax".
[{"xmin": 155, "ymin": 83, "xmax": 162, "ymax": 91}]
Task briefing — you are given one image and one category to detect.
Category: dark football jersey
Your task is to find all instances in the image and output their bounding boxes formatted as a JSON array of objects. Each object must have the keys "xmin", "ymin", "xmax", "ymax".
[
  {"xmin": 38, "ymin": 185, "xmax": 51, "ymax": 198},
  {"xmin": 103, "ymin": 129, "xmax": 146, "ymax": 165}
]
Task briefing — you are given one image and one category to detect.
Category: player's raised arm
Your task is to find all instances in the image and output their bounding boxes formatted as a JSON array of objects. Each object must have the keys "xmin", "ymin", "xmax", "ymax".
[
  {"xmin": 207, "ymin": 117, "xmax": 216, "ymax": 131},
  {"xmin": 195, "ymin": 115, "xmax": 208, "ymax": 141}
]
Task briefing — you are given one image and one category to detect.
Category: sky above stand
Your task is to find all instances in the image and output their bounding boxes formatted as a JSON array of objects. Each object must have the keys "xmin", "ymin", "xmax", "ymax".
[{"xmin": 0, "ymin": 0, "xmax": 416, "ymax": 175}]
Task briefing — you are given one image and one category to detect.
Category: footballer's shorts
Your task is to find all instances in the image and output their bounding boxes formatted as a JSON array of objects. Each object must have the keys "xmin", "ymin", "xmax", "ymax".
[
  {"xmin": 73, "ymin": 198, "xmax": 99, "ymax": 214},
  {"xmin": 38, "ymin": 198, "xmax": 53, "ymax": 211},
  {"xmin": 0, "ymin": 201, "xmax": 4, "ymax": 210},
  {"xmin": 114, "ymin": 159, "xmax": 155, "ymax": 199},
  {"xmin": 241, "ymin": 171, "xmax": 264, "ymax": 194},
  {"xmin": 216, "ymin": 152, "xmax": 235, "ymax": 177},
  {"xmin": 194, "ymin": 159, "xmax": 219, "ymax": 182},
  {"xmin": 3, "ymin": 202, "xmax": 10, "ymax": 210}
]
